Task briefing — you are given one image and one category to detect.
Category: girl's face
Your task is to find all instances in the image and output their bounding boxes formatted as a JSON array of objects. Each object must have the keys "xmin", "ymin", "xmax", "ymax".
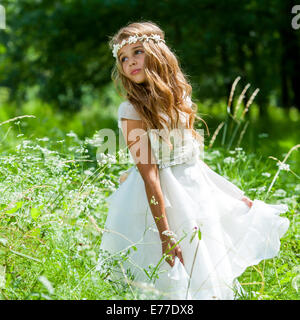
[{"xmin": 118, "ymin": 42, "xmax": 147, "ymax": 84}]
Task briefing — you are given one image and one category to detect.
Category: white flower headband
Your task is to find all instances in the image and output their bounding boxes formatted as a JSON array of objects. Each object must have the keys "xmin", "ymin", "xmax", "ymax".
[{"xmin": 112, "ymin": 33, "xmax": 165, "ymax": 59}]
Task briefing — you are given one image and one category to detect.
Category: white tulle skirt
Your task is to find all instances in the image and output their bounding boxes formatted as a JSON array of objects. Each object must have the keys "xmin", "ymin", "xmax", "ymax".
[{"xmin": 99, "ymin": 158, "xmax": 289, "ymax": 300}]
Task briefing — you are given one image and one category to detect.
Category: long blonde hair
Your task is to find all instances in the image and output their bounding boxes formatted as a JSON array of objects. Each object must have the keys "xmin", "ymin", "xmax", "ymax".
[{"xmin": 109, "ymin": 21, "xmax": 209, "ymax": 143}]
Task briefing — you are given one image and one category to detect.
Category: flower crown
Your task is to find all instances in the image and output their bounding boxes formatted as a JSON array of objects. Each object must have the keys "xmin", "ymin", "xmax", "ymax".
[{"xmin": 112, "ymin": 33, "xmax": 165, "ymax": 59}]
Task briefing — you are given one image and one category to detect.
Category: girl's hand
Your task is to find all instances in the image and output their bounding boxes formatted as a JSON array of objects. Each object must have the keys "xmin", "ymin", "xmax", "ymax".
[
  {"xmin": 119, "ymin": 170, "xmax": 130, "ymax": 184},
  {"xmin": 241, "ymin": 196, "xmax": 253, "ymax": 208},
  {"xmin": 161, "ymin": 237, "xmax": 184, "ymax": 267}
]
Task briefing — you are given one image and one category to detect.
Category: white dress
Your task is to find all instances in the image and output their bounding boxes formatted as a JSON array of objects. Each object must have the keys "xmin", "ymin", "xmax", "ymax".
[{"xmin": 98, "ymin": 100, "xmax": 290, "ymax": 300}]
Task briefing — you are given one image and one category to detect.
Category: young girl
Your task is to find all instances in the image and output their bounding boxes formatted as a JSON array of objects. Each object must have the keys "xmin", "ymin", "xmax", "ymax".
[{"xmin": 99, "ymin": 21, "xmax": 290, "ymax": 300}]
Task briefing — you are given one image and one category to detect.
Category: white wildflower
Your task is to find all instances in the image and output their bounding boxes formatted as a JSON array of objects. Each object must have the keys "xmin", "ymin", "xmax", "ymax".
[
  {"xmin": 273, "ymin": 189, "xmax": 287, "ymax": 198},
  {"xmin": 101, "ymin": 179, "xmax": 116, "ymax": 191},
  {"xmin": 74, "ymin": 147, "xmax": 88, "ymax": 154},
  {"xmin": 66, "ymin": 131, "xmax": 78, "ymax": 139},
  {"xmin": 261, "ymin": 172, "xmax": 271, "ymax": 177},
  {"xmin": 162, "ymin": 230, "xmax": 177, "ymax": 240},
  {"xmin": 118, "ymin": 149, "xmax": 129, "ymax": 163},
  {"xmin": 251, "ymin": 291, "xmax": 260, "ymax": 297},
  {"xmin": 22, "ymin": 140, "xmax": 31, "ymax": 146},
  {"xmin": 95, "ymin": 258, "xmax": 105, "ymax": 272},
  {"xmin": 97, "ymin": 152, "xmax": 116, "ymax": 167},
  {"xmin": 276, "ymin": 162, "xmax": 290, "ymax": 171},
  {"xmin": 36, "ymin": 145, "xmax": 57, "ymax": 155},
  {"xmin": 84, "ymin": 170, "xmax": 93, "ymax": 176},
  {"xmin": 257, "ymin": 186, "xmax": 266, "ymax": 193},
  {"xmin": 97, "ymin": 152, "xmax": 107, "ymax": 165},
  {"xmin": 107, "ymin": 154, "xmax": 117, "ymax": 164},
  {"xmin": 248, "ymin": 187, "xmax": 258, "ymax": 193},
  {"xmin": 224, "ymin": 157, "xmax": 235, "ymax": 164},
  {"xmin": 36, "ymin": 137, "xmax": 49, "ymax": 142},
  {"xmin": 85, "ymin": 133, "xmax": 104, "ymax": 147},
  {"xmin": 211, "ymin": 150, "xmax": 221, "ymax": 157}
]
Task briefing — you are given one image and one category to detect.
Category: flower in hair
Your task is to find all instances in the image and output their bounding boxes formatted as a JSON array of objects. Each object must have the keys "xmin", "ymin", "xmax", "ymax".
[{"xmin": 112, "ymin": 33, "xmax": 165, "ymax": 59}]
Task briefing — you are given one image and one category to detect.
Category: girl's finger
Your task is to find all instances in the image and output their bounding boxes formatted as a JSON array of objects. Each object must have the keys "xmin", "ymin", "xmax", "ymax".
[{"xmin": 176, "ymin": 249, "xmax": 184, "ymax": 266}]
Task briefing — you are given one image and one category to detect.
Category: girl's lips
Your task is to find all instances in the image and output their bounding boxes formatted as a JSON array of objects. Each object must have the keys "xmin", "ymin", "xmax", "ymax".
[{"xmin": 131, "ymin": 69, "xmax": 141, "ymax": 75}]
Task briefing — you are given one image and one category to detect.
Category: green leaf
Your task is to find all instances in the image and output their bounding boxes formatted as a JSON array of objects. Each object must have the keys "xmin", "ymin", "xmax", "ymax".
[
  {"xmin": 189, "ymin": 231, "xmax": 196, "ymax": 243},
  {"xmin": 143, "ymin": 268, "xmax": 150, "ymax": 278},
  {"xmin": 30, "ymin": 228, "xmax": 41, "ymax": 238},
  {"xmin": 0, "ymin": 203, "xmax": 7, "ymax": 210},
  {"xmin": 31, "ymin": 207, "xmax": 41, "ymax": 221},
  {"xmin": 198, "ymin": 229, "xmax": 202, "ymax": 240},
  {"xmin": 5, "ymin": 201, "xmax": 23, "ymax": 214}
]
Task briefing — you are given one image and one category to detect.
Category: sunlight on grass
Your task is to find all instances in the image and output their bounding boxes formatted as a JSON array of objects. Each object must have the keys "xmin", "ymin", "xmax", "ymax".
[{"xmin": 0, "ymin": 84, "xmax": 299, "ymax": 300}]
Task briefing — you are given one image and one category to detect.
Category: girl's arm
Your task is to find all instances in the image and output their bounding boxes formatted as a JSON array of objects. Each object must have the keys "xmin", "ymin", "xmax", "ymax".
[{"xmin": 121, "ymin": 118, "xmax": 184, "ymax": 267}]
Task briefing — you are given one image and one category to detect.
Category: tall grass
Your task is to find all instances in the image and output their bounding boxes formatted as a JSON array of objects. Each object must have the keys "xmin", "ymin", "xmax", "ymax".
[
  {"xmin": 0, "ymin": 84, "xmax": 299, "ymax": 299},
  {"xmin": 208, "ymin": 76, "xmax": 260, "ymax": 151}
]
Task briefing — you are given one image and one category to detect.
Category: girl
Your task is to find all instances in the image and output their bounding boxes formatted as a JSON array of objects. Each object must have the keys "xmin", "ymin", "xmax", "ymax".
[{"xmin": 98, "ymin": 21, "xmax": 289, "ymax": 300}]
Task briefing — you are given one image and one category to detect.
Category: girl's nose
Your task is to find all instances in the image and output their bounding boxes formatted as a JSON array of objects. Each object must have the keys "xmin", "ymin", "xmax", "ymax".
[{"xmin": 129, "ymin": 58, "xmax": 137, "ymax": 66}]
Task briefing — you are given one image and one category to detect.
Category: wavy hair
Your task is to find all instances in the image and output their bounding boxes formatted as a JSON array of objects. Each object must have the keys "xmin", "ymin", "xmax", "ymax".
[{"xmin": 108, "ymin": 21, "xmax": 209, "ymax": 144}]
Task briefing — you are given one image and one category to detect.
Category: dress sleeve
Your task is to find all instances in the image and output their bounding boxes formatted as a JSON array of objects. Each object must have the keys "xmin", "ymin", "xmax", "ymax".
[
  {"xmin": 118, "ymin": 101, "xmax": 141, "ymax": 129},
  {"xmin": 117, "ymin": 101, "xmax": 149, "ymax": 168}
]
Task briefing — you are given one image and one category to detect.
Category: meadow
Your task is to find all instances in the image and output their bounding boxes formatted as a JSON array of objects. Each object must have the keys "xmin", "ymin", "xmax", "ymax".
[{"xmin": 0, "ymin": 83, "xmax": 299, "ymax": 300}]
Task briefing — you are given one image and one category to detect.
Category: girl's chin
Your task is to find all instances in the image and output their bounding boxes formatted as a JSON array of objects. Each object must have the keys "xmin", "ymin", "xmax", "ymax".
[{"xmin": 134, "ymin": 78, "xmax": 147, "ymax": 84}]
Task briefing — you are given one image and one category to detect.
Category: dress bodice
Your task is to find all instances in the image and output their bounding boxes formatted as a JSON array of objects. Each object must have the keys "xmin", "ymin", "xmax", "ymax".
[
  {"xmin": 147, "ymin": 112, "xmax": 201, "ymax": 168},
  {"xmin": 118, "ymin": 100, "xmax": 202, "ymax": 169}
]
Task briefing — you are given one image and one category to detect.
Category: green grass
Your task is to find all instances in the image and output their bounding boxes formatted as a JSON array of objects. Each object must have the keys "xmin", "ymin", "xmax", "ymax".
[{"xmin": 0, "ymin": 95, "xmax": 299, "ymax": 300}]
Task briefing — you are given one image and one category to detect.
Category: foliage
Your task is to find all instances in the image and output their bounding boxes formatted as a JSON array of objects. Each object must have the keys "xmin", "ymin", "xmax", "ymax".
[
  {"xmin": 0, "ymin": 109, "xmax": 299, "ymax": 300},
  {"xmin": 0, "ymin": 0, "xmax": 299, "ymax": 112}
]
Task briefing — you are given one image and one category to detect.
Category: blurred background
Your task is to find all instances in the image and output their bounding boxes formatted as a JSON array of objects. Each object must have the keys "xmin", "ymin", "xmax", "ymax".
[{"xmin": 0, "ymin": 0, "xmax": 299, "ymax": 159}]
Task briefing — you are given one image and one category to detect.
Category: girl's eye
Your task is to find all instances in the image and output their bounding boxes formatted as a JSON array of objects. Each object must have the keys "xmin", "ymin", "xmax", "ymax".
[{"xmin": 121, "ymin": 50, "xmax": 143, "ymax": 63}]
